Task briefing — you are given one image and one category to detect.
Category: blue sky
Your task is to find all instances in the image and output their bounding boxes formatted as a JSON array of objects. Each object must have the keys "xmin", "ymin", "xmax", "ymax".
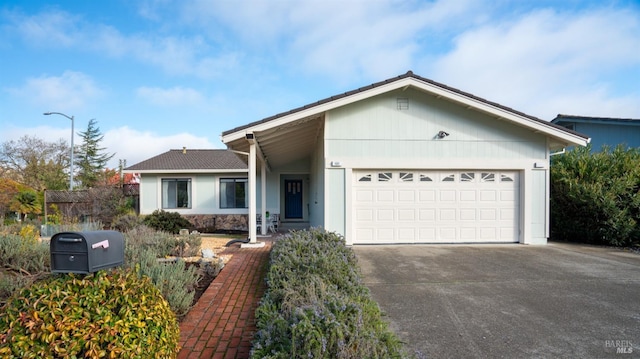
[{"xmin": 1, "ymin": 0, "xmax": 639, "ymax": 169}]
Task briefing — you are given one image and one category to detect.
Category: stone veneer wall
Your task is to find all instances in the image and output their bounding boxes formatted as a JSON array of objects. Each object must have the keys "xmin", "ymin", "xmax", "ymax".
[{"xmin": 183, "ymin": 214, "xmax": 248, "ymax": 233}]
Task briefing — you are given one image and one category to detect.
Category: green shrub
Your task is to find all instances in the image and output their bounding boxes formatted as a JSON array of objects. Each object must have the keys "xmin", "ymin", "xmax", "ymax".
[
  {"xmin": 135, "ymin": 250, "xmax": 199, "ymax": 319},
  {"xmin": 0, "ymin": 269, "xmax": 180, "ymax": 358},
  {"xmin": 175, "ymin": 231, "xmax": 202, "ymax": 257},
  {"xmin": 124, "ymin": 225, "xmax": 178, "ymax": 259},
  {"xmin": 142, "ymin": 210, "xmax": 192, "ymax": 234},
  {"xmin": 0, "ymin": 233, "xmax": 49, "ymax": 275},
  {"xmin": 251, "ymin": 228, "xmax": 408, "ymax": 359},
  {"xmin": 123, "ymin": 226, "xmax": 200, "ymax": 319},
  {"xmin": 551, "ymin": 145, "xmax": 640, "ymax": 246}
]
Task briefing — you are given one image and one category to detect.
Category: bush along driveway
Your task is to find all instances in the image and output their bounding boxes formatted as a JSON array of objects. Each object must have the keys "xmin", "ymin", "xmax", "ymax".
[
  {"xmin": 251, "ymin": 228, "xmax": 409, "ymax": 358},
  {"xmin": 354, "ymin": 242, "xmax": 640, "ymax": 358}
]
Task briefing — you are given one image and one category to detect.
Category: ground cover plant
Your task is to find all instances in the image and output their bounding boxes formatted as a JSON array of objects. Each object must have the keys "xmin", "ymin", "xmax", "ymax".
[
  {"xmin": 551, "ymin": 144, "xmax": 640, "ymax": 246},
  {"xmin": 251, "ymin": 228, "xmax": 408, "ymax": 359}
]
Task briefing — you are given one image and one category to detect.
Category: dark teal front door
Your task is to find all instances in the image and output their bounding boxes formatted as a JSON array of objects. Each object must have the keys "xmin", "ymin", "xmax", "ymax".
[{"xmin": 284, "ymin": 179, "xmax": 303, "ymax": 219}]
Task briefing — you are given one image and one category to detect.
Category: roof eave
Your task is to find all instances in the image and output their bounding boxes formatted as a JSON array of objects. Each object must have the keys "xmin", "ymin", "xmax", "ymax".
[
  {"xmin": 123, "ymin": 169, "xmax": 248, "ymax": 174},
  {"xmin": 222, "ymin": 74, "xmax": 590, "ymax": 147}
]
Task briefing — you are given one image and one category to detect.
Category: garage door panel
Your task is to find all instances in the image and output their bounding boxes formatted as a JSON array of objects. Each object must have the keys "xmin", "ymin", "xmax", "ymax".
[
  {"xmin": 460, "ymin": 190, "xmax": 476, "ymax": 201},
  {"xmin": 377, "ymin": 190, "xmax": 394, "ymax": 202},
  {"xmin": 500, "ymin": 190, "xmax": 516, "ymax": 201},
  {"xmin": 356, "ymin": 190, "xmax": 374, "ymax": 202},
  {"xmin": 398, "ymin": 190, "xmax": 415, "ymax": 202},
  {"xmin": 419, "ymin": 228, "xmax": 436, "ymax": 240},
  {"xmin": 480, "ymin": 209, "xmax": 497, "ymax": 220},
  {"xmin": 480, "ymin": 227, "xmax": 497, "ymax": 239},
  {"xmin": 377, "ymin": 209, "xmax": 394, "ymax": 221},
  {"xmin": 440, "ymin": 208, "xmax": 456, "ymax": 221},
  {"xmin": 439, "ymin": 227, "xmax": 457, "ymax": 241},
  {"xmin": 353, "ymin": 170, "xmax": 519, "ymax": 244},
  {"xmin": 480, "ymin": 190, "xmax": 497, "ymax": 201},
  {"xmin": 440, "ymin": 190, "xmax": 456, "ymax": 201},
  {"xmin": 419, "ymin": 190, "xmax": 436, "ymax": 202},
  {"xmin": 419, "ymin": 209, "xmax": 436, "ymax": 221},
  {"xmin": 500, "ymin": 208, "xmax": 515, "ymax": 220},
  {"xmin": 398, "ymin": 228, "xmax": 415, "ymax": 242},
  {"xmin": 356, "ymin": 228, "xmax": 374, "ymax": 241},
  {"xmin": 398, "ymin": 209, "xmax": 415, "ymax": 221},
  {"xmin": 377, "ymin": 228, "xmax": 394, "ymax": 241},
  {"xmin": 460, "ymin": 227, "xmax": 477, "ymax": 240},
  {"xmin": 460, "ymin": 209, "xmax": 476, "ymax": 220}
]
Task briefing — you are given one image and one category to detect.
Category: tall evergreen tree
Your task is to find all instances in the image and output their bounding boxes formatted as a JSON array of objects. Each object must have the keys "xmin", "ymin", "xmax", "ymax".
[{"xmin": 75, "ymin": 119, "xmax": 115, "ymax": 188}]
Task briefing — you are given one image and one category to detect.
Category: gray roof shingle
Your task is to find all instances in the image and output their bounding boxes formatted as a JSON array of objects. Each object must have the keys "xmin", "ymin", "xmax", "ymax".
[{"xmin": 124, "ymin": 149, "xmax": 247, "ymax": 171}]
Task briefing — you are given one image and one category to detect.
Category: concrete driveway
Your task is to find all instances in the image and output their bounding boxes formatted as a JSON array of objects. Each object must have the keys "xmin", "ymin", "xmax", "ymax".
[{"xmin": 354, "ymin": 242, "xmax": 640, "ymax": 358}]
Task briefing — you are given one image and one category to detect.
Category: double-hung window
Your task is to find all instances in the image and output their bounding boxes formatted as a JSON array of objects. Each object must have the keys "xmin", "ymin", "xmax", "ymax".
[
  {"xmin": 220, "ymin": 178, "xmax": 248, "ymax": 208},
  {"xmin": 162, "ymin": 178, "xmax": 191, "ymax": 209}
]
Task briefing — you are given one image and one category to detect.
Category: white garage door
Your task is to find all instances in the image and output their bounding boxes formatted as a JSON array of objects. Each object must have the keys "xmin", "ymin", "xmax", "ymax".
[{"xmin": 352, "ymin": 170, "xmax": 519, "ymax": 244}]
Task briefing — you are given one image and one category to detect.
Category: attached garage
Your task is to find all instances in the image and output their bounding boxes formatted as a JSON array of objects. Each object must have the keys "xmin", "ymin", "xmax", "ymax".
[
  {"xmin": 221, "ymin": 71, "xmax": 590, "ymax": 245},
  {"xmin": 352, "ymin": 170, "xmax": 519, "ymax": 244}
]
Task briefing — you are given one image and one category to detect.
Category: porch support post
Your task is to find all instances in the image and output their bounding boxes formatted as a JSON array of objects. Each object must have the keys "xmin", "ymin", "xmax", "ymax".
[
  {"xmin": 260, "ymin": 160, "xmax": 267, "ymax": 235},
  {"xmin": 248, "ymin": 139, "xmax": 257, "ymax": 243}
]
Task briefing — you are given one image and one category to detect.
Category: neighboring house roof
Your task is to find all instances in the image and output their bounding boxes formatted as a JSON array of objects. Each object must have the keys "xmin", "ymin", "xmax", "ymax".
[
  {"xmin": 124, "ymin": 149, "xmax": 247, "ymax": 173},
  {"xmin": 552, "ymin": 114, "xmax": 640, "ymax": 126}
]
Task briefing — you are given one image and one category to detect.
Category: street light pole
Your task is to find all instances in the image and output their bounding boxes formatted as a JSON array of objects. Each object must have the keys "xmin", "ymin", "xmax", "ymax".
[{"xmin": 44, "ymin": 112, "xmax": 75, "ymax": 190}]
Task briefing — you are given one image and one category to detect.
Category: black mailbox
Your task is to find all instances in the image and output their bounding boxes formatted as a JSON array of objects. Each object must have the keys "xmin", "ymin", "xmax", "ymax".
[{"xmin": 50, "ymin": 230, "xmax": 125, "ymax": 274}]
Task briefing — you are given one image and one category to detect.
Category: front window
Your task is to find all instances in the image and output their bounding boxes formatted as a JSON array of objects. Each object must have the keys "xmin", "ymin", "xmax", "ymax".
[
  {"xmin": 162, "ymin": 178, "xmax": 191, "ymax": 209},
  {"xmin": 220, "ymin": 178, "xmax": 248, "ymax": 208}
]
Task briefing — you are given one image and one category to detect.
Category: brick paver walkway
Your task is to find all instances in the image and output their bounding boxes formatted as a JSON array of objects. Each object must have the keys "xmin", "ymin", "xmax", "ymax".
[{"xmin": 178, "ymin": 240, "xmax": 272, "ymax": 359}]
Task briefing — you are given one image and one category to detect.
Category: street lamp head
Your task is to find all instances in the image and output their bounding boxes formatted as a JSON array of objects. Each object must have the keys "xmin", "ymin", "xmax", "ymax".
[{"xmin": 43, "ymin": 112, "xmax": 52, "ymax": 115}]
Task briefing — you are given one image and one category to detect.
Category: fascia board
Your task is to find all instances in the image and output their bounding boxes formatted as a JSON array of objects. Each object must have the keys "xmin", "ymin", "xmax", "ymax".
[
  {"xmin": 222, "ymin": 77, "xmax": 589, "ymax": 147},
  {"xmin": 221, "ymin": 79, "xmax": 415, "ymax": 144},
  {"xmin": 409, "ymin": 80, "xmax": 589, "ymax": 147},
  {"xmin": 122, "ymin": 169, "xmax": 248, "ymax": 174}
]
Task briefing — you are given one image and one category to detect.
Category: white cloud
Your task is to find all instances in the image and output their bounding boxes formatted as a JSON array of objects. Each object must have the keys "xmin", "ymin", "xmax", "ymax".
[
  {"xmin": 180, "ymin": 0, "xmax": 481, "ymax": 81},
  {"xmin": 431, "ymin": 7, "xmax": 640, "ymax": 119},
  {"xmin": 10, "ymin": 9, "xmax": 81, "ymax": 47},
  {"xmin": 8, "ymin": 9, "xmax": 239, "ymax": 79},
  {"xmin": 7, "ymin": 71, "xmax": 104, "ymax": 111},
  {"xmin": 136, "ymin": 86, "xmax": 205, "ymax": 106},
  {"xmin": 102, "ymin": 127, "xmax": 218, "ymax": 169}
]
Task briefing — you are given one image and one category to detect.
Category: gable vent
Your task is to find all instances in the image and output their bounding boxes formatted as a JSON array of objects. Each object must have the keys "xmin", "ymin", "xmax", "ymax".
[{"xmin": 397, "ymin": 97, "xmax": 409, "ymax": 110}]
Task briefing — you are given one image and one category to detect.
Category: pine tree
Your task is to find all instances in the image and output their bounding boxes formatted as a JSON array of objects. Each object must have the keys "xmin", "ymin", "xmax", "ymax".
[{"xmin": 75, "ymin": 119, "xmax": 115, "ymax": 188}]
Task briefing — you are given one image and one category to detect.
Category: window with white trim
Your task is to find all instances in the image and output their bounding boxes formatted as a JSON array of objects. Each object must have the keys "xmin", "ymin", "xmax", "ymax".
[
  {"xmin": 442, "ymin": 174, "xmax": 455, "ymax": 182},
  {"xmin": 500, "ymin": 174, "xmax": 514, "ymax": 182},
  {"xmin": 220, "ymin": 178, "xmax": 248, "ymax": 208},
  {"xmin": 399, "ymin": 172, "xmax": 414, "ymax": 182},
  {"xmin": 162, "ymin": 178, "xmax": 191, "ymax": 209},
  {"xmin": 358, "ymin": 174, "xmax": 372, "ymax": 182},
  {"xmin": 481, "ymin": 173, "xmax": 495, "ymax": 182},
  {"xmin": 378, "ymin": 172, "xmax": 392, "ymax": 182},
  {"xmin": 461, "ymin": 172, "xmax": 475, "ymax": 182}
]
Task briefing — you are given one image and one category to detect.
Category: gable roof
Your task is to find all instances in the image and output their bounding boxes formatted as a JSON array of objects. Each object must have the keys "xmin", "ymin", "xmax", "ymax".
[
  {"xmin": 222, "ymin": 71, "xmax": 590, "ymax": 149},
  {"xmin": 124, "ymin": 149, "xmax": 247, "ymax": 173},
  {"xmin": 552, "ymin": 114, "xmax": 640, "ymax": 126}
]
